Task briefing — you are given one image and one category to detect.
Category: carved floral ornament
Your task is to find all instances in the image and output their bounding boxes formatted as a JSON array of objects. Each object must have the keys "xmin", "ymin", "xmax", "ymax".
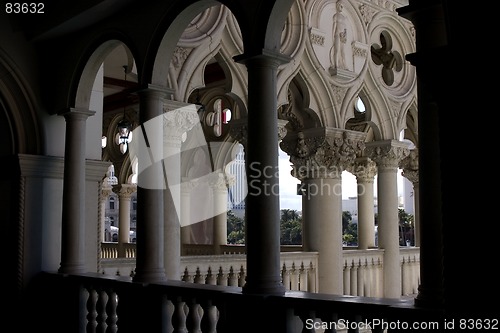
[{"xmin": 281, "ymin": 128, "xmax": 366, "ymax": 180}]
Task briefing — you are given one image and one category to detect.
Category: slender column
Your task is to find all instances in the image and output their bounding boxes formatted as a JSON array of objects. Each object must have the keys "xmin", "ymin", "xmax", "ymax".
[
  {"xmin": 400, "ymin": 149, "xmax": 420, "ymax": 246},
  {"xmin": 163, "ymin": 101, "xmax": 199, "ymax": 280},
  {"xmin": 113, "ymin": 184, "xmax": 136, "ymax": 257},
  {"xmin": 99, "ymin": 185, "xmax": 113, "ymax": 244},
  {"xmin": 58, "ymin": 108, "xmax": 95, "ymax": 274},
  {"xmin": 281, "ymin": 128, "xmax": 366, "ymax": 294},
  {"xmin": 180, "ymin": 179, "xmax": 196, "ymax": 253},
  {"xmin": 235, "ymin": 51, "xmax": 289, "ymax": 295},
  {"xmin": 366, "ymin": 140, "xmax": 409, "ymax": 298},
  {"xmin": 211, "ymin": 172, "xmax": 234, "ymax": 254},
  {"xmin": 132, "ymin": 86, "xmax": 168, "ymax": 283},
  {"xmin": 349, "ymin": 158, "xmax": 377, "ymax": 249}
]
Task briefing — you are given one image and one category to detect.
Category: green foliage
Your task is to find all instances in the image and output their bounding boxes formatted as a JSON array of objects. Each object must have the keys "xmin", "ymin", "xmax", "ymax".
[
  {"xmin": 342, "ymin": 212, "xmax": 357, "ymax": 246},
  {"xmin": 227, "ymin": 210, "xmax": 245, "ymax": 244},
  {"xmin": 280, "ymin": 209, "xmax": 302, "ymax": 245}
]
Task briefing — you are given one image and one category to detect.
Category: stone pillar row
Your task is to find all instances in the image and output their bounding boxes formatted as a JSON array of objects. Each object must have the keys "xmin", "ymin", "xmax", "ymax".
[{"xmin": 280, "ymin": 127, "xmax": 366, "ymax": 294}]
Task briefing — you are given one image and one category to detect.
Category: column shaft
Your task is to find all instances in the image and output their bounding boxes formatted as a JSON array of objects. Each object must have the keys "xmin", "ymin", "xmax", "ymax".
[
  {"xmin": 377, "ymin": 164, "xmax": 401, "ymax": 298},
  {"xmin": 236, "ymin": 52, "xmax": 289, "ymax": 295},
  {"xmin": 133, "ymin": 86, "xmax": 167, "ymax": 283},
  {"xmin": 59, "ymin": 108, "xmax": 95, "ymax": 274}
]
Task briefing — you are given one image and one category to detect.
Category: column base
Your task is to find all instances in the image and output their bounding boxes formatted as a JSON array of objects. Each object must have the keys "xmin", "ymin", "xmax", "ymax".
[{"xmin": 132, "ymin": 269, "xmax": 167, "ymax": 284}]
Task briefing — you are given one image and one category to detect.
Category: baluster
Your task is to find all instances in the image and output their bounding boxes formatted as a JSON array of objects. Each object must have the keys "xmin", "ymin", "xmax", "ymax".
[
  {"xmin": 282, "ymin": 263, "xmax": 290, "ymax": 290},
  {"xmin": 290, "ymin": 262, "xmax": 299, "ymax": 291},
  {"xmin": 316, "ymin": 311, "xmax": 338, "ymax": 333},
  {"xmin": 364, "ymin": 259, "xmax": 372, "ymax": 297},
  {"xmin": 307, "ymin": 262, "xmax": 316, "ymax": 292},
  {"xmin": 205, "ymin": 266, "xmax": 216, "ymax": 285},
  {"xmin": 238, "ymin": 265, "xmax": 246, "ymax": 287},
  {"xmin": 105, "ymin": 291, "xmax": 118, "ymax": 333},
  {"xmin": 181, "ymin": 267, "xmax": 193, "ymax": 283},
  {"xmin": 86, "ymin": 287, "xmax": 98, "ymax": 333},
  {"xmin": 96, "ymin": 289, "xmax": 108, "ymax": 333},
  {"xmin": 194, "ymin": 267, "xmax": 204, "ymax": 284},
  {"xmin": 357, "ymin": 259, "xmax": 364, "ymax": 297},
  {"xmin": 216, "ymin": 266, "xmax": 227, "ymax": 286},
  {"xmin": 200, "ymin": 300, "xmax": 219, "ymax": 333},
  {"xmin": 350, "ymin": 260, "xmax": 358, "ymax": 296},
  {"xmin": 186, "ymin": 299, "xmax": 203, "ymax": 333},
  {"xmin": 296, "ymin": 309, "xmax": 317, "ymax": 333},
  {"xmin": 299, "ymin": 262, "xmax": 308, "ymax": 291},
  {"xmin": 343, "ymin": 260, "xmax": 351, "ymax": 295},
  {"xmin": 227, "ymin": 266, "xmax": 238, "ymax": 286},
  {"xmin": 172, "ymin": 297, "xmax": 188, "ymax": 333}
]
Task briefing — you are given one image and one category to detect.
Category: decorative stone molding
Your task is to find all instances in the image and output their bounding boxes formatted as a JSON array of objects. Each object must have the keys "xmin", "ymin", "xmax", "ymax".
[
  {"xmin": 365, "ymin": 140, "xmax": 410, "ymax": 168},
  {"xmin": 163, "ymin": 101, "xmax": 200, "ymax": 147},
  {"xmin": 112, "ymin": 183, "xmax": 137, "ymax": 199},
  {"xmin": 348, "ymin": 157, "xmax": 377, "ymax": 182},
  {"xmin": 281, "ymin": 127, "xmax": 366, "ymax": 180},
  {"xmin": 277, "ymin": 119, "xmax": 289, "ymax": 141},
  {"xmin": 400, "ymin": 148, "xmax": 419, "ymax": 184},
  {"xmin": 209, "ymin": 172, "xmax": 235, "ymax": 192}
]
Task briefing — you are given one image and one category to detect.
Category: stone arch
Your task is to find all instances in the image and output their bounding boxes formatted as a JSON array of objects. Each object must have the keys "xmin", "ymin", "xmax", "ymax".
[{"xmin": 0, "ymin": 49, "xmax": 41, "ymax": 155}]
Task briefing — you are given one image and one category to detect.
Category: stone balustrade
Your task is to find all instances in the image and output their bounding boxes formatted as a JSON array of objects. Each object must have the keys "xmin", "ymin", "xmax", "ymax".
[{"xmin": 99, "ymin": 244, "xmax": 420, "ymax": 297}]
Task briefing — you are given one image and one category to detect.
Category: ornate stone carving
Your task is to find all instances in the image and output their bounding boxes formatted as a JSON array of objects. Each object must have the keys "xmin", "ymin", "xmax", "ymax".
[
  {"xmin": 365, "ymin": 140, "xmax": 410, "ymax": 168},
  {"xmin": 348, "ymin": 157, "xmax": 377, "ymax": 182},
  {"xmin": 400, "ymin": 148, "xmax": 419, "ymax": 184},
  {"xmin": 281, "ymin": 128, "xmax": 366, "ymax": 180}
]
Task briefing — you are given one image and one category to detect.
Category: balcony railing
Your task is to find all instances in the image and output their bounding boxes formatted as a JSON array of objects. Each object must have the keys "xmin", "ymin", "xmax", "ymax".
[
  {"xmin": 99, "ymin": 243, "xmax": 420, "ymax": 297},
  {"xmin": 29, "ymin": 270, "xmax": 438, "ymax": 333}
]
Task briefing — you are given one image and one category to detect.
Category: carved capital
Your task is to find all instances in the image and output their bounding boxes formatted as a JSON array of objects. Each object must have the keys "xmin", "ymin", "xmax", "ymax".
[
  {"xmin": 348, "ymin": 157, "xmax": 377, "ymax": 182},
  {"xmin": 112, "ymin": 183, "xmax": 137, "ymax": 199},
  {"xmin": 365, "ymin": 140, "xmax": 410, "ymax": 169},
  {"xmin": 281, "ymin": 127, "xmax": 366, "ymax": 180},
  {"xmin": 401, "ymin": 148, "xmax": 419, "ymax": 183},
  {"xmin": 163, "ymin": 101, "xmax": 200, "ymax": 146}
]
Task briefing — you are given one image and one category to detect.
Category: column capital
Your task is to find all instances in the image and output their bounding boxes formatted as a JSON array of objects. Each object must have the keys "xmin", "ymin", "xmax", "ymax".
[
  {"xmin": 365, "ymin": 139, "xmax": 410, "ymax": 169},
  {"xmin": 112, "ymin": 183, "xmax": 137, "ymax": 199},
  {"xmin": 163, "ymin": 101, "xmax": 199, "ymax": 147},
  {"xmin": 348, "ymin": 157, "xmax": 378, "ymax": 181},
  {"xmin": 400, "ymin": 148, "xmax": 419, "ymax": 184},
  {"xmin": 281, "ymin": 127, "xmax": 366, "ymax": 180},
  {"xmin": 59, "ymin": 107, "xmax": 96, "ymax": 120},
  {"xmin": 209, "ymin": 172, "xmax": 235, "ymax": 192}
]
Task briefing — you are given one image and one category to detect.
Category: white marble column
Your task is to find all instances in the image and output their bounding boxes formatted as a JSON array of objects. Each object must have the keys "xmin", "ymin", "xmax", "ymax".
[
  {"xmin": 401, "ymin": 148, "xmax": 420, "ymax": 246},
  {"xmin": 281, "ymin": 128, "xmax": 366, "ymax": 294},
  {"xmin": 235, "ymin": 51, "xmax": 290, "ymax": 295},
  {"xmin": 132, "ymin": 86, "xmax": 168, "ymax": 283},
  {"xmin": 210, "ymin": 172, "xmax": 234, "ymax": 254},
  {"xmin": 162, "ymin": 101, "xmax": 199, "ymax": 280},
  {"xmin": 113, "ymin": 183, "xmax": 137, "ymax": 257},
  {"xmin": 58, "ymin": 108, "xmax": 95, "ymax": 274},
  {"xmin": 180, "ymin": 179, "xmax": 196, "ymax": 253},
  {"xmin": 350, "ymin": 157, "xmax": 377, "ymax": 249},
  {"xmin": 366, "ymin": 140, "xmax": 409, "ymax": 298}
]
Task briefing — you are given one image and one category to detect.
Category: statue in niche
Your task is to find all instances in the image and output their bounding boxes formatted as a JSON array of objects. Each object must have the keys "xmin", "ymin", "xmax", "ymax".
[{"xmin": 330, "ymin": 0, "xmax": 348, "ymax": 70}]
